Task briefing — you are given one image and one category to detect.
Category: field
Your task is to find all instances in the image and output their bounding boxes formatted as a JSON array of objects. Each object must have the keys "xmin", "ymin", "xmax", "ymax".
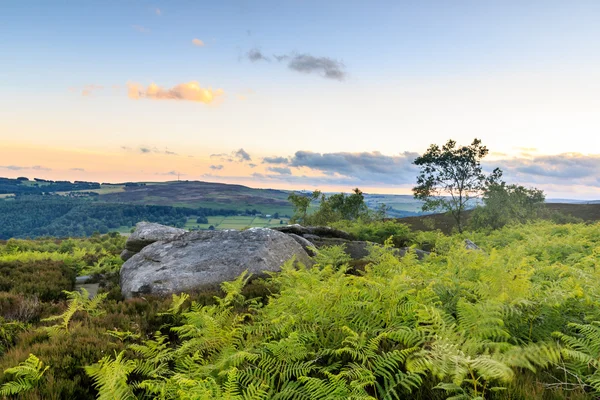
[{"xmin": 183, "ymin": 215, "xmax": 290, "ymax": 230}]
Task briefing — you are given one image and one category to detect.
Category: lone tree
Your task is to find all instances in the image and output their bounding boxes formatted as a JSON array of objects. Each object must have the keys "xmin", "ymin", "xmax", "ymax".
[{"xmin": 412, "ymin": 138, "xmax": 503, "ymax": 232}]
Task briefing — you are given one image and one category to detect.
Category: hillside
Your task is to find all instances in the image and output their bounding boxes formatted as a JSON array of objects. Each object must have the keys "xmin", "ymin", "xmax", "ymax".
[{"xmin": 399, "ymin": 202, "xmax": 600, "ymax": 234}]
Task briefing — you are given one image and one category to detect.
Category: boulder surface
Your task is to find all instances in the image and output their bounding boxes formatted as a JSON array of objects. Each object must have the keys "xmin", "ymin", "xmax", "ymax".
[
  {"xmin": 124, "ymin": 222, "xmax": 186, "ymax": 254},
  {"xmin": 120, "ymin": 228, "xmax": 312, "ymax": 298}
]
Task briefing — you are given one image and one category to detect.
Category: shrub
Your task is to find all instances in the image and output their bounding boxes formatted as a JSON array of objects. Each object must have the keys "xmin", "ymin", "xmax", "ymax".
[{"xmin": 0, "ymin": 260, "xmax": 76, "ymax": 302}]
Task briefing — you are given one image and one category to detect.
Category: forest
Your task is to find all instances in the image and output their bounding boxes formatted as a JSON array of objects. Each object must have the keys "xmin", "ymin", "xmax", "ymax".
[{"xmin": 0, "ymin": 196, "xmax": 238, "ymax": 239}]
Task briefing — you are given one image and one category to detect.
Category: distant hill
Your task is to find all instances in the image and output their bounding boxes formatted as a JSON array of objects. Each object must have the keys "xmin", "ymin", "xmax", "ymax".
[{"xmin": 96, "ymin": 181, "xmax": 295, "ymax": 216}]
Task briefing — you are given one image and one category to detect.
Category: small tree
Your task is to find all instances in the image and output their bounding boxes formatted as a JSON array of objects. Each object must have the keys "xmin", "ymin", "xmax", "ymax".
[
  {"xmin": 470, "ymin": 183, "xmax": 546, "ymax": 230},
  {"xmin": 288, "ymin": 190, "xmax": 321, "ymax": 223},
  {"xmin": 412, "ymin": 138, "xmax": 502, "ymax": 233}
]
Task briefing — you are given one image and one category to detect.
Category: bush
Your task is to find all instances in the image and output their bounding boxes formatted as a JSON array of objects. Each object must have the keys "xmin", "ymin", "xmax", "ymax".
[
  {"xmin": 332, "ymin": 219, "xmax": 414, "ymax": 247},
  {"xmin": 0, "ymin": 260, "xmax": 76, "ymax": 302}
]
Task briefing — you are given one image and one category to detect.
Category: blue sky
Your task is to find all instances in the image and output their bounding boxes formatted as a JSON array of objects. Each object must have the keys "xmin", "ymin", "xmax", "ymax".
[{"xmin": 1, "ymin": 1, "xmax": 599, "ymax": 198}]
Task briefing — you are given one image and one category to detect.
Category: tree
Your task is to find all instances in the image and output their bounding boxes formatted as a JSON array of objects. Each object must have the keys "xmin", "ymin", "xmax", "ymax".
[
  {"xmin": 196, "ymin": 216, "xmax": 208, "ymax": 224},
  {"xmin": 288, "ymin": 191, "xmax": 321, "ymax": 223},
  {"xmin": 469, "ymin": 183, "xmax": 545, "ymax": 230},
  {"xmin": 412, "ymin": 138, "xmax": 503, "ymax": 233}
]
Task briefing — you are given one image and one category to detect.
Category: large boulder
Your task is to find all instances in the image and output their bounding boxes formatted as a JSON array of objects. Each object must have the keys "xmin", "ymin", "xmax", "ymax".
[
  {"xmin": 120, "ymin": 228, "xmax": 312, "ymax": 299},
  {"xmin": 271, "ymin": 225, "xmax": 355, "ymax": 241},
  {"xmin": 124, "ymin": 222, "xmax": 187, "ymax": 254}
]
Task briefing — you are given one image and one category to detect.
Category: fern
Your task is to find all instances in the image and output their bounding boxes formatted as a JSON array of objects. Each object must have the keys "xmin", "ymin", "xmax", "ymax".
[
  {"xmin": 85, "ymin": 351, "xmax": 136, "ymax": 400},
  {"xmin": 0, "ymin": 354, "xmax": 49, "ymax": 396}
]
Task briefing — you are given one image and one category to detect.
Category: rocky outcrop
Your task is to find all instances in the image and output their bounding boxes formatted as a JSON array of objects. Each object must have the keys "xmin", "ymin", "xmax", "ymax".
[
  {"xmin": 271, "ymin": 225, "xmax": 355, "ymax": 241},
  {"xmin": 124, "ymin": 222, "xmax": 186, "ymax": 255},
  {"xmin": 120, "ymin": 228, "xmax": 312, "ymax": 299}
]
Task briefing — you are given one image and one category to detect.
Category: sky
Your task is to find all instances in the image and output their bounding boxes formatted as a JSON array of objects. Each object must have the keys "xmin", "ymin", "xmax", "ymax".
[{"xmin": 1, "ymin": 0, "xmax": 599, "ymax": 199}]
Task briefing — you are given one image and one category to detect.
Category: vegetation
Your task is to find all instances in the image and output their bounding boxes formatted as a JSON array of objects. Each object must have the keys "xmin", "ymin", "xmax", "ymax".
[
  {"xmin": 288, "ymin": 188, "xmax": 371, "ymax": 225},
  {"xmin": 0, "ymin": 177, "xmax": 100, "ymax": 196},
  {"xmin": 470, "ymin": 183, "xmax": 546, "ymax": 230},
  {"xmin": 0, "ymin": 196, "xmax": 238, "ymax": 239},
  {"xmin": 413, "ymin": 138, "xmax": 503, "ymax": 232},
  {"xmin": 0, "ymin": 222, "xmax": 598, "ymax": 399}
]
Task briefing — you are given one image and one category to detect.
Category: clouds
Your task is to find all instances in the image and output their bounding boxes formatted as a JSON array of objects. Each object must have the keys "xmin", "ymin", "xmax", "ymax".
[
  {"xmin": 234, "ymin": 148, "xmax": 252, "ymax": 162},
  {"xmin": 210, "ymin": 148, "xmax": 253, "ymax": 164},
  {"xmin": 247, "ymin": 49, "xmax": 347, "ymax": 80},
  {"xmin": 263, "ymin": 156, "xmax": 289, "ymax": 164},
  {"xmin": 122, "ymin": 146, "xmax": 178, "ymax": 156},
  {"xmin": 267, "ymin": 166, "xmax": 292, "ymax": 175},
  {"xmin": 247, "ymin": 48, "xmax": 269, "ymax": 62},
  {"xmin": 127, "ymin": 81, "xmax": 223, "ymax": 104},
  {"xmin": 287, "ymin": 54, "xmax": 346, "ymax": 80},
  {"xmin": 81, "ymin": 84, "xmax": 103, "ymax": 96},
  {"xmin": 0, "ymin": 165, "xmax": 52, "ymax": 171},
  {"xmin": 70, "ymin": 168, "xmax": 85, "ymax": 172},
  {"xmin": 210, "ymin": 165, "xmax": 224, "ymax": 171},
  {"xmin": 493, "ymin": 153, "xmax": 600, "ymax": 187},
  {"xmin": 192, "ymin": 38, "xmax": 204, "ymax": 47}
]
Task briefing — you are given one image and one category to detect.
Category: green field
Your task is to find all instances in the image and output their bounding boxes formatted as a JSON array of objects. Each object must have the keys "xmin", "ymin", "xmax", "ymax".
[{"xmin": 184, "ymin": 215, "xmax": 289, "ymax": 230}]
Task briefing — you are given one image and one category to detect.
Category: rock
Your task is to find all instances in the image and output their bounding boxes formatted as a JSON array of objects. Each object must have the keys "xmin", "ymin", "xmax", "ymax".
[
  {"xmin": 125, "ymin": 222, "xmax": 187, "ymax": 253},
  {"xmin": 120, "ymin": 228, "xmax": 312, "ymax": 299},
  {"xmin": 75, "ymin": 275, "xmax": 93, "ymax": 284},
  {"xmin": 288, "ymin": 234, "xmax": 318, "ymax": 257},
  {"xmin": 272, "ymin": 225, "xmax": 355, "ymax": 240},
  {"xmin": 397, "ymin": 247, "xmax": 431, "ymax": 260},
  {"xmin": 120, "ymin": 249, "xmax": 137, "ymax": 262},
  {"xmin": 464, "ymin": 239, "xmax": 481, "ymax": 251}
]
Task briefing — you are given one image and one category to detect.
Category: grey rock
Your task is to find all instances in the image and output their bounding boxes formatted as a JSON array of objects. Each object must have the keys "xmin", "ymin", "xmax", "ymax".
[
  {"xmin": 464, "ymin": 239, "xmax": 481, "ymax": 251},
  {"xmin": 75, "ymin": 275, "xmax": 93, "ymax": 284},
  {"xmin": 120, "ymin": 249, "xmax": 137, "ymax": 262},
  {"xmin": 272, "ymin": 224, "xmax": 355, "ymax": 240},
  {"xmin": 120, "ymin": 228, "xmax": 312, "ymax": 299},
  {"xmin": 397, "ymin": 247, "xmax": 431, "ymax": 260},
  {"xmin": 125, "ymin": 222, "xmax": 187, "ymax": 252},
  {"xmin": 288, "ymin": 234, "xmax": 318, "ymax": 257}
]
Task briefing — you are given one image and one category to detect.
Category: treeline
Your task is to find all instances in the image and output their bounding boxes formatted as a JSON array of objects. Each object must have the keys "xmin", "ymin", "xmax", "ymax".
[
  {"xmin": 0, "ymin": 177, "xmax": 100, "ymax": 195},
  {"xmin": 0, "ymin": 197, "xmax": 238, "ymax": 239}
]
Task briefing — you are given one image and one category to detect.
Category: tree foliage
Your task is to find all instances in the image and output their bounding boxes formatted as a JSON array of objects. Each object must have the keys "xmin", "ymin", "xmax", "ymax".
[
  {"xmin": 470, "ymin": 183, "xmax": 546, "ymax": 230},
  {"xmin": 288, "ymin": 188, "xmax": 370, "ymax": 225},
  {"xmin": 413, "ymin": 139, "xmax": 503, "ymax": 232}
]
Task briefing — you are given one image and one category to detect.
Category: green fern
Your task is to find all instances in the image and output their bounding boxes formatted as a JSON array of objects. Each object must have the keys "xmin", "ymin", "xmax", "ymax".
[{"xmin": 0, "ymin": 353, "xmax": 49, "ymax": 396}]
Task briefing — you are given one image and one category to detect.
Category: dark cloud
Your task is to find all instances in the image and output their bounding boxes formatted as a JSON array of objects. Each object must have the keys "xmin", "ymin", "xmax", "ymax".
[
  {"xmin": 267, "ymin": 166, "xmax": 292, "ymax": 175},
  {"xmin": 247, "ymin": 48, "xmax": 269, "ymax": 62},
  {"xmin": 248, "ymin": 163, "xmax": 257, "ymax": 168},
  {"xmin": 210, "ymin": 165, "xmax": 224, "ymax": 171},
  {"xmin": 70, "ymin": 168, "xmax": 85, "ymax": 172},
  {"xmin": 263, "ymin": 156, "xmax": 289, "ymax": 164},
  {"xmin": 247, "ymin": 48, "xmax": 346, "ymax": 81},
  {"xmin": 210, "ymin": 149, "xmax": 252, "ymax": 163},
  {"xmin": 493, "ymin": 153, "xmax": 600, "ymax": 187},
  {"xmin": 139, "ymin": 147, "xmax": 152, "ymax": 154},
  {"xmin": 286, "ymin": 151, "xmax": 419, "ymax": 184},
  {"xmin": 286, "ymin": 54, "xmax": 346, "ymax": 80},
  {"xmin": 234, "ymin": 148, "xmax": 252, "ymax": 162},
  {"xmin": 0, "ymin": 165, "xmax": 52, "ymax": 171}
]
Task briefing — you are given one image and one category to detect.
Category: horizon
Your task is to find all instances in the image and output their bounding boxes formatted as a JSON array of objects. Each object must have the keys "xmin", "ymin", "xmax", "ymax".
[{"xmin": 2, "ymin": 1, "xmax": 600, "ymax": 199}]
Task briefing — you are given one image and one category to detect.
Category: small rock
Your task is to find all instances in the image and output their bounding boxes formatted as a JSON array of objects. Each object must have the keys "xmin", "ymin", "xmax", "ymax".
[{"xmin": 464, "ymin": 239, "xmax": 481, "ymax": 251}]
